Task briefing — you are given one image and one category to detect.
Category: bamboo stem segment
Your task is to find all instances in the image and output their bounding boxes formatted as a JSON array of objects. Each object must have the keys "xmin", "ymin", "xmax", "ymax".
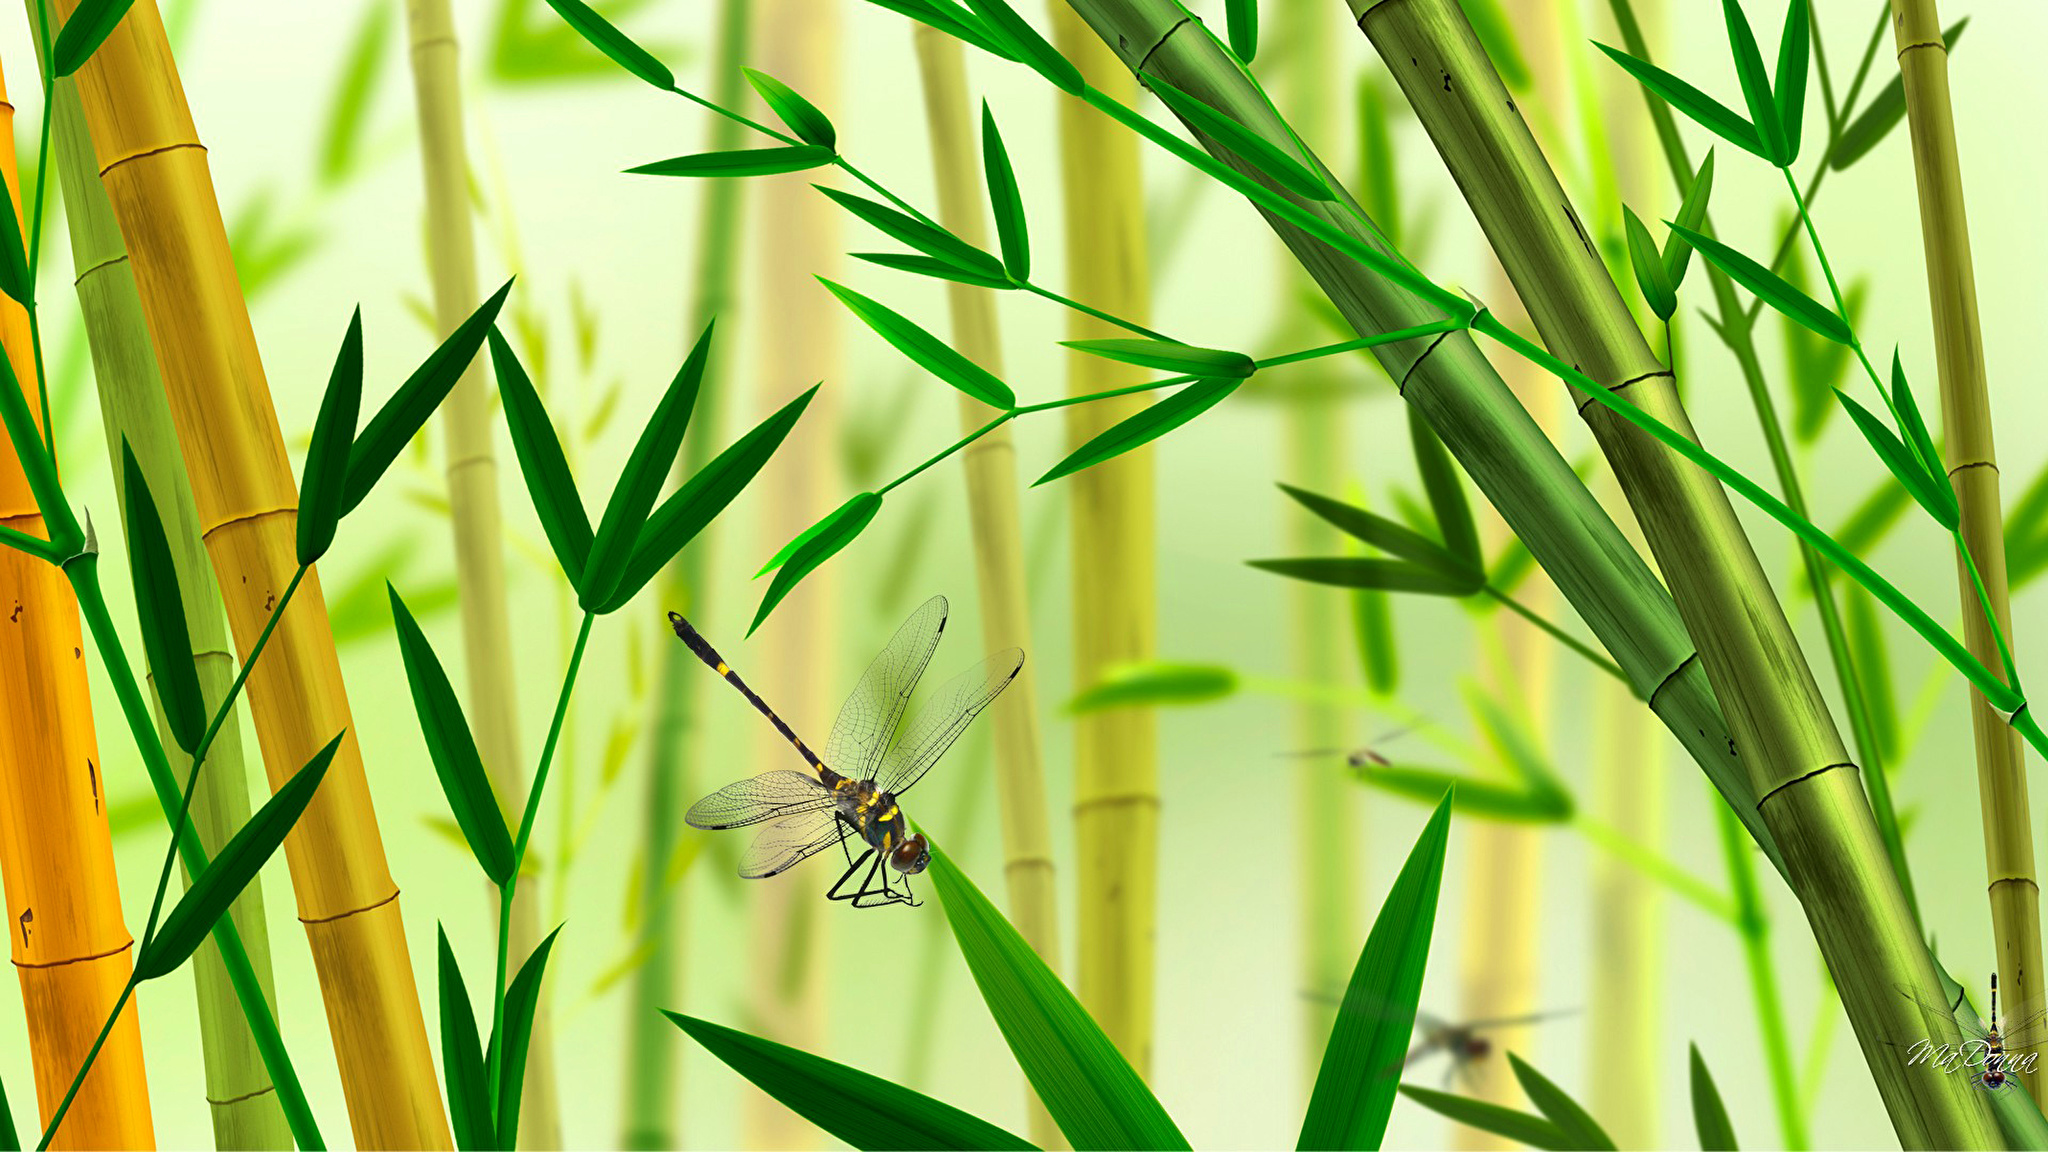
[
  {"xmin": 52, "ymin": 1, "xmax": 449, "ymax": 1144},
  {"xmin": 1887, "ymin": 0, "xmax": 2041, "ymax": 1097}
]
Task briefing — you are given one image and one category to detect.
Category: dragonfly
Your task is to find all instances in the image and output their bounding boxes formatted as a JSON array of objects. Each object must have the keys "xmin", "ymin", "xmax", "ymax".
[
  {"xmin": 1305, "ymin": 989, "xmax": 1575, "ymax": 1089},
  {"xmin": 1893, "ymin": 973, "xmax": 2048, "ymax": 1091},
  {"xmin": 1281, "ymin": 723, "xmax": 1418, "ymax": 769},
  {"xmin": 677, "ymin": 595, "xmax": 1024, "ymax": 908}
]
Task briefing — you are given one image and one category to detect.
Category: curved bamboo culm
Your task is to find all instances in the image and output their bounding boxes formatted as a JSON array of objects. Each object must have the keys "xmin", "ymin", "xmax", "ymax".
[
  {"xmin": 51, "ymin": 1, "xmax": 450, "ymax": 1144},
  {"xmin": 1353, "ymin": 2, "xmax": 1992, "ymax": 1143},
  {"xmin": 909, "ymin": 26, "xmax": 1062, "ymax": 1144},
  {"xmin": 45, "ymin": 68, "xmax": 288, "ymax": 1151},
  {"xmin": 0, "ymin": 60, "xmax": 154, "ymax": 1152},
  {"xmin": 400, "ymin": 0, "xmax": 564, "ymax": 1141},
  {"xmin": 1887, "ymin": 0, "xmax": 2041, "ymax": 1098},
  {"xmin": 1049, "ymin": 6, "xmax": 1160, "ymax": 1078}
]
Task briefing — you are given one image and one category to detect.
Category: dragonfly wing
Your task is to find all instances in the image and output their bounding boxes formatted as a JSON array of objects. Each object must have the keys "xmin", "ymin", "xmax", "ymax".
[
  {"xmin": 1896, "ymin": 982, "xmax": 1991, "ymax": 1044},
  {"xmin": 874, "ymin": 647, "xmax": 1025, "ymax": 796},
  {"xmin": 685, "ymin": 769, "xmax": 833, "ymax": 830},
  {"xmin": 738, "ymin": 808, "xmax": 850, "ymax": 879},
  {"xmin": 824, "ymin": 595, "xmax": 948, "ymax": 782}
]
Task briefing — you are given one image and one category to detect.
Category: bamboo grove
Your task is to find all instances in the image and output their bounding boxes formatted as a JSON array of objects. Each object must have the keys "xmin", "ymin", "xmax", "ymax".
[{"xmin": 0, "ymin": 0, "xmax": 2042, "ymax": 1148}]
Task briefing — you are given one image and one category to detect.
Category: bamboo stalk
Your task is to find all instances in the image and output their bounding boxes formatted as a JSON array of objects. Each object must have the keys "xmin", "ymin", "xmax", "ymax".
[
  {"xmin": 52, "ymin": 1, "xmax": 449, "ymax": 1144},
  {"xmin": 400, "ymin": 0, "xmax": 563, "ymax": 1140},
  {"xmin": 1050, "ymin": 6, "xmax": 1159, "ymax": 1078},
  {"xmin": 1354, "ymin": 2, "xmax": 1991, "ymax": 1142},
  {"xmin": 1886, "ymin": 0, "xmax": 2040, "ymax": 1096},
  {"xmin": 0, "ymin": 58, "xmax": 153, "ymax": 1150},
  {"xmin": 45, "ymin": 62, "xmax": 287, "ymax": 1152},
  {"xmin": 909, "ymin": 24, "xmax": 1061, "ymax": 1145}
]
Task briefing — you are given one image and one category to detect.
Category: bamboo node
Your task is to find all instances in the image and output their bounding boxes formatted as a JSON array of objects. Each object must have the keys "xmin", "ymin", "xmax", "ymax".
[
  {"xmin": 98, "ymin": 140, "xmax": 208, "ymax": 181},
  {"xmin": 206, "ymin": 1084, "xmax": 280, "ymax": 1107},
  {"xmin": 1644, "ymin": 649, "xmax": 1700, "ymax": 712},
  {"xmin": 73, "ymin": 251, "xmax": 132, "ymax": 286},
  {"xmin": 1756, "ymin": 761, "xmax": 1856, "ymax": 808},
  {"xmin": 296, "ymin": 885, "xmax": 400, "ymax": 925},
  {"xmin": 1073, "ymin": 792, "xmax": 1162, "ymax": 816},
  {"xmin": 1394, "ymin": 329, "xmax": 1456, "ymax": 396},
  {"xmin": 11, "ymin": 937, "xmax": 134, "ymax": 969},
  {"xmin": 1989, "ymin": 875, "xmax": 2043, "ymax": 894},
  {"xmin": 1133, "ymin": 16, "xmax": 1191, "ymax": 76}
]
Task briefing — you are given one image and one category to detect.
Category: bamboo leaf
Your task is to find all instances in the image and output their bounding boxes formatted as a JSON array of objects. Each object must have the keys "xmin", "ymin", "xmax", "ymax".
[
  {"xmin": 1060, "ymin": 337, "xmax": 1256, "ymax": 379},
  {"xmin": 1773, "ymin": 0, "xmax": 1808, "ymax": 165},
  {"xmin": 0, "ymin": 1068, "xmax": 15, "ymax": 1151},
  {"xmin": 1410, "ymin": 407, "xmax": 1480, "ymax": 568},
  {"xmin": 821, "ymin": 279, "xmax": 1015, "ymax": 408},
  {"xmin": 1623, "ymin": 207, "xmax": 1676, "ymax": 321},
  {"xmin": 751, "ymin": 492, "xmax": 883, "ymax": 636},
  {"xmin": 51, "ymin": 0, "xmax": 137, "ymax": 76},
  {"xmin": 1889, "ymin": 350, "xmax": 1950, "ymax": 508},
  {"xmin": 1399, "ymin": 1085, "xmax": 1572, "ymax": 1150},
  {"xmin": 927, "ymin": 841, "xmax": 1189, "ymax": 1150},
  {"xmin": 0, "ymin": 183, "xmax": 26, "ymax": 306},
  {"xmin": 1356, "ymin": 76, "xmax": 1403, "ymax": 250},
  {"xmin": 1147, "ymin": 77, "xmax": 1333, "ymax": 202},
  {"xmin": 1722, "ymin": 0, "xmax": 1785, "ymax": 164},
  {"xmin": 1299, "ymin": 793, "xmax": 1452, "ymax": 1149},
  {"xmin": 491, "ymin": 926, "xmax": 564, "ymax": 1151},
  {"xmin": 342, "ymin": 280, "xmax": 514, "ymax": 515},
  {"xmin": 317, "ymin": 1, "xmax": 391, "ymax": 186},
  {"xmin": 1662, "ymin": 150, "xmax": 1716, "ymax": 290},
  {"xmin": 1457, "ymin": 0, "xmax": 1530, "ymax": 90},
  {"xmin": 1277, "ymin": 484, "xmax": 1472, "ymax": 578},
  {"xmin": 1468, "ymin": 687, "xmax": 1571, "ymax": 812},
  {"xmin": 1248, "ymin": 557, "xmax": 1484, "ymax": 597},
  {"xmin": 538, "ymin": 0, "xmax": 673, "ymax": 89},
  {"xmin": 2009, "ymin": 463, "xmax": 2048, "ymax": 591},
  {"xmin": 862, "ymin": 0, "xmax": 1021, "ymax": 62},
  {"xmin": 582, "ymin": 323, "xmax": 712, "ymax": 609},
  {"xmin": 1844, "ymin": 590, "xmax": 1899, "ymax": 761},
  {"xmin": 1367, "ymin": 765, "xmax": 1570, "ymax": 822},
  {"xmin": 1067, "ymin": 661, "xmax": 1238, "ymax": 712},
  {"xmin": 1594, "ymin": 42, "xmax": 1766, "ymax": 159},
  {"xmin": 489, "ymin": 327, "xmax": 592, "ymax": 590},
  {"xmin": 120, "ymin": 446, "xmax": 205, "ymax": 756},
  {"xmin": 438, "ymin": 928, "xmax": 495, "ymax": 1151},
  {"xmin": 817, "ymin": 187, "xmax": 1008, "ymax": 282},
  {"xmin": 1036, "ymin": 378, "xmax": 1238, "ymax": 486},
  {"xmin": 390, "ymin": 586, "xmax": 515, "ymax": 885},
  {"xmin": 1352, "ymin": 584, "xmax": 1398, "ymax": 695},
  {"xmin": 670, "ymin": 1013, "xmax": 1034, "ymax": 1150},
  {"xmin": 961, "ymin": 0, "xmax": 1082, "ymax": 93},
  {"xmin": 1690, "ymin": 1043, "xmax": 1738, "ymax": 1150},
  {"xmin": 1509, "ymin": 1053, "xmax": 1616, "ymax": 1150},
  {"xmin": 1835, "ymin": 390, "xmax": 1957, "ymax": 530},
  {"xmin": 1225, "ymin": 0, "xmax": 1257, "ymax": 61},
  {"xmin": 1830, "ymin": 18, "xmax": 1967, "ymax": 171},
  {"xmin": 981, "ymin": 103, "xmax": 1030, "ymax": 280},
  {"xmin": 1665, "ymin": 221, "xmax": 1850, "ymax": 343},
  {"xmin": 744, "ymin": 67, "xmax": 836, "ymax": 149},
  {"xmin": 1781, "ymin": 247, "xmax": 1861, "ymax": 442},
  {"xmin": 628, "ymin": 146, "xmax": 836, "ymax": 177},
  {"xmin": 852, "ymin": 252, "xmax": 1013, "ymax": 290},
  {"xmin": 135, "ymin": 734, "xmax": 341, "ymax": 980},
  {"xmin": 298, "ymin": 308, "xmax": 364, "ymax": 565}
]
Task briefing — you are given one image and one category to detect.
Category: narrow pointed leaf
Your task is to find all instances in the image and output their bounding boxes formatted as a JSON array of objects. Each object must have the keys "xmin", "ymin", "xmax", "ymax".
[
  {"xmin": 1060, "ymin": 338, "xmax": 1255, "ymax": 379},
  {"xmin": 342, "ymin": 280, "xmax": 513, "ymax": 515},
  {"xmin": 1468, "ymin": 687, "xmax": 1571, "ymax": 808},
  {"xmin": 1037, "ymin": 378, "xmax": 1238, "ymax": 486},
  {"xmin": 1410, "ymin": 407, "xmax": 1480, "ymax": 568},
  {"xmin": 1690, "ymin": 1044, "xmax": 1738, "ymax": 1150},
  {"xmin": 1066, "ymin": 662, "xmax": 1238, "ymax": 712},
  {"xmin": 1662, "ymin": 150, "xmax": 1716, "ymax": 289},
  {"xmin": 1890, "ymin": 350, "xmax": 1948, "ymax": 493},
  {"xmin": 927, "ymin": 841, "xmax": 1189, "ymax": 1150},
  {"xmin": 862, "ymin": 0, "xmax": 1021, "ymax": 62},
  {"xmin": 628, "ymin": 146, "xmax": 836, "ymax": 178},
  {"xmin": 1225, "ymin": 0, "xmax": 1257, "ymax": 61},
  {"xmin": 390, "ymin": 586, "xmax": 515, "ymax": 884},
  {"xmin": 1623, "ymin": 207, "xmax": 1676, "ymax": 321},
  {"xmin": 298, "ymin": 309, "xmax": 363, "ymax": 565},
  {"xmin": 744, "ymin": 67, "xmax": 835, "ymax": 149},
  {"xmin": 1248, "ymin": 557, "xmax": 1483, "ymax": 596},
  {"xmin": 121, "ymin": 446, "xmax": 205, "ymax": 755},
  {"xmin": 1356, "ymin": 765, "xmax": 1569, "ymax": 822},
  {"xmin": 1722, "ymin": 0, "xmax": 1785, "ymax": 163},
  {"xmin": 0, "ymin": 1068, "xmax": 15, "ymax": 1151},
  {"xmin": 539, "ymin": 0, "xmax": 673, "ymax": 89},
  {"xmin": 852, "ymin": 252, "xmax": 1013, "ymax": 290},
  {"xmin": 0, "ymin": 190, "xmax": 26, "ymax": 306},
  {"xmin": 962, "ymin": 0, "xmax": 1082, "ymax": 93},
  {"xmin": 51, "ymin": 0, "xmax": 137, "ymax": 76},
  {"xmin": 1399, "ymin": 1086, "xmax": 1572, "ymax": 1150},
  {"xmin": 1148, "ymin": 77, "xmax": 1332, "ymax": 202},
  {"xmin": 1774, "ymin": 0, "xmax": 1809, "ymax": 165},
  {"xmin": 821, "ymin": 279, "xmax": 1015, "ymax": 408},
  {"xmin": 1666, "ymin": 221, "xmax": 1850, "ymax": 343},
  {"xmin": 1352, "ymin": 584, "xmax": 1398, "ymax": 695},
  {"xmin": 817, "ymin": 187, "xmax": 1007, "ymax": 282},
  {"xmin": 1830, "ymin": 19, "xmax": 1967, "ymax": 171},
  {"xmin": 1277, "ymin": 483, "xmax": 1471, "ymax": 577},
  {"xmin": 981, "ymin": 104, "xmax": 1030, "ymax": 280},
  {"xmin": 1594, "ymin": 43, "xmax": 1766, "ymax": 158},
  {"xmin": 438, "ymin": 929, "xmax": 495, "ymax": 1151},
  {"xmin": 670, "ymin": 1013, "xmax": 1035, "ymax": 1150},
  {"xmin": 492, "ymin": 926, "xmax": 564, "ymax": 1151},
  {"xmin": 1509, "ymin": 1053, "xmax": 1616, "ymax": 1150},
  {"xmin": 1299, "ymin": 794, "xmax": 1452, "ymax": 1149},
  {"xmin": 490, "ymin": 328, "xmax": 591, "ymax": 589},
  {"xmin": 582, "ymin": 324, "xmax": 712, "ymax": 608},
  {"xmin": 1836, "ymin": 390, "xmax": 1956, "ymax": 529},
  {"xmin": 751, "ymin": 493, "xmax": 883, "ymax": 635},
  {"xmin": 135, "ymin": 734, "xmax": 341, "ymax": 980}
]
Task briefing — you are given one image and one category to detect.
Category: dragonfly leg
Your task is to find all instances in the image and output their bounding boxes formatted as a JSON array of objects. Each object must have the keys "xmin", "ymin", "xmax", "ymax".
[
  {"xmin": 850, "ymin": 852, "xmax": 893, "ymax": 908},
  {"xmin": 826, "ymin": 847, "xmax": 877, "ymax": 902}
]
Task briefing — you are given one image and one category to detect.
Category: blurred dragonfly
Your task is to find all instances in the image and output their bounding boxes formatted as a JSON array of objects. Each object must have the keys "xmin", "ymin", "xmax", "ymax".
[
  {"xmin": 1306, "ymin": 990, "xmax": 1577, "ymax": 1088},
  {"xmin": 678, "ymin": 595, "xmax": 1024, "ymax": 908},
  {"xmin": 1281, "ymin": 724, "xmax": 1418, "ymax": 769},
  {"xmin": 1893, "ymin": 973, "xmax": 2048, "ymax": 1091}
]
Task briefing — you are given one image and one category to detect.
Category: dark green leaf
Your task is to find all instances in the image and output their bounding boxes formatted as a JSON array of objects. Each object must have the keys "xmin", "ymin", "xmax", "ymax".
[
  {"xmin": 1410, "ymin": 407, "xmax": 1480, "ymax": 568},
  {"xmin": 817, "ymin": 187, "xmax": 1008, "ymax": 282},
  {"xmin": 1060, "ymin": 337, "xmax": 1255, "ymax": 379},
  {"xmin": 136, "ymin": 734, "xmax": 340, "ymax": 980},
  {"xmin": 0, "ymin": 181, "xmax": 26, "ymax": 306},
  {"xmin": 1248, "ymin": 557, "xmax": 1483, "ymax": 597},
  {"xmin": 1666, "ymin": 221, "xmax": 1850, "ymax": 343},
  {"xmin": 982, "ymin": 103, "xmax": 1030, "ymax": 281},
  {"xmin": 1690, "ymin": 1043, "xmax": 1738, "ymax": 1150},
  {"xmin": 852, "ymin": 252, "xmax": 1013, "ymax": 290},
  {"xmin": 927, "ymin": 841, "xmax": 1189, "ymax": 1150},
  {"xmin": 1299, "ymin": 794, "xmax": 1452, "ymax": 1149},
  {"xmin": 1890, "ymin": 350, "xmax": 1948, "ymax": 495},
  {"xmin": 1036, "ymin": 379, "xmax": 1238, "ymax": 486},
  {"xmin": 538, "ymin": 0, "xmax": 673, "ymax": 89},
  {"xmin": 490, "ymin": 327, "xmax": 592, "ymax": 589},
  {"xmin": 1773, "ymin": 0, "xmax": 1809, "ymax": 165},
  {"xmin": 1399, "ymin": 1085, "xmax": 1571, "ymax": 1150},
  {"xmin": 492, "ymin": 926, "xmax": 563, "ymax": 1150},
  {"xmin": 1722, "ymin": 0, "xmax": 1786, "ymax": 164},
  {"xmin": 121, "ymin": 446, "xmax": 205, "ymax": 756},
  {"xmin": 1594, "ymin": 42, "xmax": 1766, "ymax": 159},
  {"xmin": 962, "ymin": 0, "xmax": 1082, "ymax": 93},
  {"xmin": 0, "ymin": 1065, "xmax": 15, "ymax": 1151},
  {"xmin": 1623, "ymin": 207, "xmax": 1676, "ymax": 321},
  {"xmin": 1835, "ymin": 389, "xmax": 1957, "ymax": 530},
  {"xmin": 1509, "ymin": 1053, "xmax": 1616, "ymax": 1150},
  {"xmin": 1148, "ymin": 77, "xmax": 1332, "ymax": 202},
  {"xmin": 628, "ymin": 146, "xmax": 836, "ymax": 178},
  {"xmin": 744, "ymin": 67, "xmax": 836, "ymax": 149},
  {"xmin": 1225, "ymin": 0, "xmax": 1256, "ymax": 61},
  {"xmin": 751, "ymin": 493, "xmax": 883, "ymax": 636},
  {"xmin": 1067, "ymin": 662, "xmax": 1238, "ymax": 712},
  {"xmin": 51, "ymin": 0, "xmax": 137, "ymax": 76},
  {"xmin": 390, "ymin": 586, "xmax": 515, "ymax": 884},
  {"xmin": 582, "ymin": 324, "xmax": 711, "ymax": 609},
  {"xmin": 820, "ymin": 279, "xmax": 1015, "ymax": 409},
  {"xmin": 1356, "ymin": 765, "xmax": 1570, "ymax": 822},
  {"xmin": 298, "ymin": 309, "xmax": 364, "ymax": 565},
  {"xmin": 1663, "ymin": 150, "xmax": 1716, "ymax": 290},
  {"xmin": 1277, "ymin": 484, "xmax": 1473, "ymax": 578},
  {"xmin": 341, "ymin": 280, "xmax": 514, "ymax": 515},
  {"xmin": 1830, "ymin": 19, "xmax": 1967, "ymax": 171},
  {"xmin": 438, "ymin": 928, "xmax": 495, "ymax": 1151},
  {"xmin": 861, "ymin": 0, "xmax": 1021, "ymax": 62}
]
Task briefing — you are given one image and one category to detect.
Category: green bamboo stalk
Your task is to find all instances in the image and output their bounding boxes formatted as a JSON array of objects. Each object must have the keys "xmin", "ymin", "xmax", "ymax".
[
  {"xmin": 908, "ymin": 25, "xmax": 1061, "ymax": 1145},
  {"xmin": 45, "ymin": 65, "xmax": 291, "ymax": 1152},
  {"xmin": 1352, "ymin": 2, "xmax": 1990, "ymax": 1143},
  {"xmin": 1886, "ymin": 0, "xmax": 2040, "ymax": 1096}
]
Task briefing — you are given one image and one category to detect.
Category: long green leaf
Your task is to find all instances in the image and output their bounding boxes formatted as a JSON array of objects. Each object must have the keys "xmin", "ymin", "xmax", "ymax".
[
  {"xmin": 1148, "ymin": 77, "xmax": 1332, "ymax": 202},
  {"xmin": 1352, "ymin": 584, "xmax": 1398, "ymax": 695},
  {"xmin": 1067, "ymin": 661, "xmax": 1238, "ymax": 712},
  {"xmin": 821, "ymin": 279, "xmax": 1015, "ymax": 408},
  {"xmin": 0, "ymin": 184, "xmax": 26, "ymax": 306},
  {"xmin": 0, "ymin": 1067, "xmax": 15, "ymax": 1151},
  {"xmin": 1225, "ymin": 0, "xmax": 1257, "ymax": 61},
  {"xmin": 927, "ymin": 841, "xmax": 1188, "ymax": 1150},
  {"xmin": 299, "ymin": 308, "xmax": 364, "ymax": 565},
  {"xmin": 1409, "ymin": 408, "xmax": 1480, "ymax": 569},
  {"xmin": 1594, "ymin": 42, "xmax": 1766, "ymax": 159},
  {"xmin": 135, "ymin": 733, "xmax": 341, "ymax": 980},
  {"xmin": 961, "ymin": 0, "xmax": 1082, "ymax": 93},
  {"xmin": 670, "ymin": 1013, "xmax": 1036, "ymax": 1150},
  {"xmin": 817, "ymin": 187, "xmax": 1007, "ymax": 282},
  {"xmin": 1835, "ymin": 389, "xmax": 1956, "ymax": 530},
  {"xmin": 744, "ymin": 67, "xmax": 836, "ymax": 149},
  {"xmin": 582, "ymin": 324, "xmax": 711, "ymax": 608},
  {"xmin": 982, "ymin": 104, "xmax": 1030, "ymax": 280},
  {"xmin": 490, "ymin": 327, "xmax": 592, "ymax": 590},
  {"xmin": 1690, "ymin": 1043, "xmax": 1738, "ymax": 1150},
  {"xmin": 1662, "ymin": 150, "xmax": 1716, "ymax": 290},
  {"xmin": 1398, "ymin": 1086, "xmax": 1571, "ymax": 1150},
  {"xmin": 539, "ymin": 0, "xmax": 674, "ymax": 89},
  {"xmin": 1508, "ymin": 1054, "xmax": 1616, "ymax": 1150},
  {"xmin": 1722, "ymin": 0, "xmax": 1785, "ymax": 164},
  {"xmin": 120, "ymin": 445, "xmax": 205, "ymax": 755},
  {"xmin": 1060, "ymin": 337, "xmax": 1255, "ymax": 378},
  {"xmin": 492, "ymin": 926, "xmax": 563, "ymax": 1151},
  {"xmin": 1665, "ymin": 221, "xmax": 1850, "ymax": 343},
  {"xmin": 390, "ymin": 586, "xmax": 515, "ymax": 884},
  {"xmin": 1278, "ymin": 484, "xmax": 1472, "ymax": 578},
  {"xmin": 862, "ymin": 0, "xmax": 1021, "ymax": 62},
  {"xmin": 1889, "ymin": 350, "xmax": 1948, "ymax": 500},
  {"xmin": 1468, "ymin": 687, "xmax": 1570, "ymax": 808},
  {"xmin": 1772, "ymin": 0, "xmax": 1808, "ymax": 165},
  {"xmin": 439, "ymin": 928, "xmax": 495, "ymax": 1151},
  {"xmin": 852, "ymin": 252, "xmax": 1013, "ymax": 290},
  {"xmin": 1298, "ymin": 793, "xmax": 1452, "ymax": 1149},
  {"xmin": 1357, "ymin": 765, "xmax": 1569, "ymax": 822},
  {"xmin": 317, "ymin": 1, "xmax": 391, "ymax": 186},
  {"xmin": 51, "ymin": 0, "xmax": 137, "ymax": 76},
  {"xmin": 751, "ymin": 492, "xmax": 883, "ymax": 635},
  {"xmin": 1248, "ymin": 557, "xmax": 1483, "ymax": 596},
  {"xmin": 628, "ymin": 146, "xmax": 836, "ymax": 178},
  {"xmin": 1036, "ymin": 378, "xmax": 1238, "ymax": 485},
  {"xmin": 1623, "ymin": 207, "xmax": 1676, "ymax": 321},
  {"xmin": 1830, "ymin": 18, "xmax": 1968, "ymax": 171}
]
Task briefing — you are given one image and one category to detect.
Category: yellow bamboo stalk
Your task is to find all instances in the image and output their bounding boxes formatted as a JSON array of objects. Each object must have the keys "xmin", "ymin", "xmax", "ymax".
[
  {"xmin": 53, "ymin": 2, "xmax": 448, "ymax": 1144},
  {"xmin": 400, "ymin": 0, "xmax": 562, "ymax": 1140},
  {"xmin": 1049, "ymin": 6, "xmax": 1159, "ymax": 1077},
  {"xmin": 1887, "ymin": 0, "xmax": 2041, "ymax": 1095},
  {"xmin": 0, "ymin": 58, "xmax": 153, "ymax": 1150}
]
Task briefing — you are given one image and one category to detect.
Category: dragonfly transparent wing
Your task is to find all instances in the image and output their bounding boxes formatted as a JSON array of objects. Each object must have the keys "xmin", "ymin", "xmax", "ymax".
[
  {"xmin": 739, "ymin": 808, "xmax": 852, "ymax": 879},
  {"xmin": 685, "ymin": 769, "xmax": 833, "ymax": 830},
  {"xmin": 824, "ymin": 595, "xmax": 948, "ymax": 781},
  {"xmin": 874, "ymin": 648, "xmax": 1025, "ymax": 795}
]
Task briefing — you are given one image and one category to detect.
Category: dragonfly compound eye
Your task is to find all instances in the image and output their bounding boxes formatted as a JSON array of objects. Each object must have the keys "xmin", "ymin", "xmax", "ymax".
[{"xmin": 891, "ymin": 835, "xmax": 930, "ymax": 875}]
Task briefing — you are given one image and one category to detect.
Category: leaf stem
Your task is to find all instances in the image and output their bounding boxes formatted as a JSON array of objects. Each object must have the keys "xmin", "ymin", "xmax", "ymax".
[
  {"xmin": 1478, "ymin": 584, "xmax": 1628, "ymax": 685},
  {"xmin": 1021, "ymin": 282, "xmax": 1175, "ymax": 341}
]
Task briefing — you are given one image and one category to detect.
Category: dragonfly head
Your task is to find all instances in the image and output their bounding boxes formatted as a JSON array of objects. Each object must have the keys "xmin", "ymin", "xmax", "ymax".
[{"xmin": 890, "ymin": 833, "xmax": 930, "ymax": 875}]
